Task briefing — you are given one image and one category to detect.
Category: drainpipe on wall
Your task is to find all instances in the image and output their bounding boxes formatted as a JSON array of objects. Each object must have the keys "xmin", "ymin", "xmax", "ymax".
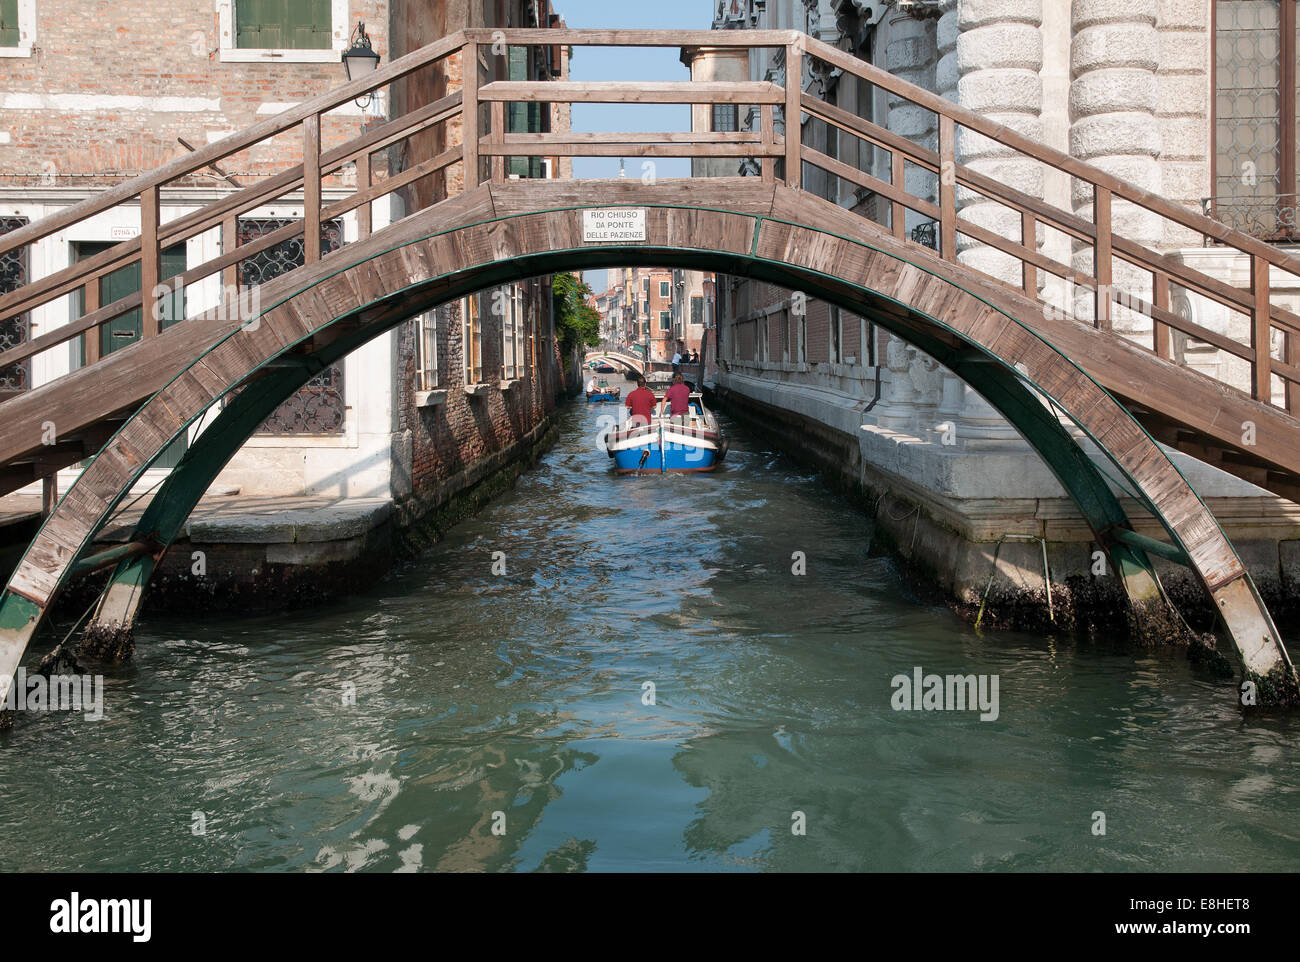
[{"xmin": 860, "ymin": 363, "xmax": 883, "ymax": 413}]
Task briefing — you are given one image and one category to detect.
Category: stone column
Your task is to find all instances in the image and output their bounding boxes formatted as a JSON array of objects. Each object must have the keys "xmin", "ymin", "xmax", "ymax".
[
  {"xmin": 948, "ymin": 0, "xmax": 1045, "ymax": 447},
  {"xmin": 935, "ymin": 0, "xmax": 965, "ymax": 444},
  {"xmin": 1155, "ymin": 0, "xmax": 1210, "ymax": 247},
  {"xmin": 869, "ymin": 10, "xmax": 947, "ymax": 434},
  {"xmin": 886, "ymin": 8, "xmax": 939, "ymax": 237},
  {"xmin": 956, "ymin": 0, "xmax": 1045, "ymax": 280},
  {"xmin": 1070, "ymin": 0, "xmax": 1163, "ymax": 339}
]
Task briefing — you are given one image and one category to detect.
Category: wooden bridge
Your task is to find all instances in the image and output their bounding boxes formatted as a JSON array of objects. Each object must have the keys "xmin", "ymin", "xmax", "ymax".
[{"xmin": 2, "ymin": 29, "xmax": 1300, "ymax": 703}]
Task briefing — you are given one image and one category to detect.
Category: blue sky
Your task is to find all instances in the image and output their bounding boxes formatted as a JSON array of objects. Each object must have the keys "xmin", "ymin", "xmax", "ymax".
[{"xmin": 552, "ymin": 0, "xmax": 714, "ymax": 292}]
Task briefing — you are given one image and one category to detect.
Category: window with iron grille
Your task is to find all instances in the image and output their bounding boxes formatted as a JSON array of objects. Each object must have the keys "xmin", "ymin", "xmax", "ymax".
[
  {"xmin": 1213, "ymin": 0, "xmax": 1299, "ymax": 239},
  {"xmin": 712, "ymin": 103, "xmax": 738, "ymax": 133},
  {"xmin": 237, "ymin": 217, "xmax": 346, "ymax": 434},
  {"xmin": 235, "ymin": 0, "xmax": 332, "ymax": 49},
  {"xmin": 414, "ymin": 310, "xmax": 439, "ymax": 391},
  {"xmin": 0, "ymin": 216, "xmax": 29, "ymax": 394}
]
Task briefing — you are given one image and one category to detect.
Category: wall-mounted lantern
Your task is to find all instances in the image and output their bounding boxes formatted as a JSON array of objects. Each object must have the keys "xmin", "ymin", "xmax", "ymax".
[{"xmin": 341, "ymin": 22, "xmax": 381, "ymax": 108}]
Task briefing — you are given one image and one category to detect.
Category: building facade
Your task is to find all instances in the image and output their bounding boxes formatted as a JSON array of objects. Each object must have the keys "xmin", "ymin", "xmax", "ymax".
[
  {"xmin": 701, "ymin": 0, "xmax": 1300, "ymax": 620},
  {"xmin": 595, "ymin": 265, "xmax": 713, "ymax": 361}
]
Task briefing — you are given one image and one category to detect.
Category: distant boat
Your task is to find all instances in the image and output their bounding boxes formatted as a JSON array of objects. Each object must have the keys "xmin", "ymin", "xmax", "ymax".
[
  {"xmin": 603, "ymin": 393, "xmax": 726, "ymax": 473},
  {"xmin": 594, "ymin": 363, "xmax": 617, "ymax": 373},
  {"xmin": 586, "ymin": 378, "xmax": 621, "ymax": 402}
]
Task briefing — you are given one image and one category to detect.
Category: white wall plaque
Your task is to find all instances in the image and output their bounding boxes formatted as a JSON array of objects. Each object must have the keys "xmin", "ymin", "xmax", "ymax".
[{"xmin": 582, "ymin": 208, "xmax": 646, "ymax": 243}]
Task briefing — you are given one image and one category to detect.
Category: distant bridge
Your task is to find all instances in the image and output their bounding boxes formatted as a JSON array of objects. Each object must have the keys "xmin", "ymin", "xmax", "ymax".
[
  {"xmin": 584, "ymin": 349, "xmax": 644, "ymax": 378},
  {"xmin": 1, "ymin": 29, "xmax": 1298, "ymax": 702}
]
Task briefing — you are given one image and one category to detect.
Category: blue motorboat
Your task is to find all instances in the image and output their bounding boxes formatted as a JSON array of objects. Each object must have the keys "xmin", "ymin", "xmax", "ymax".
[{"xmin": 603, "ymin": 393, "xmax": 726, "ymax": 474}]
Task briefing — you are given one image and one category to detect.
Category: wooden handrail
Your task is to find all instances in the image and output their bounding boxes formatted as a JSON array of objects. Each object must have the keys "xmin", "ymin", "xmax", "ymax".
[
  {"xmin": 801, "ymin": 33, "xmax": 1300, "ymax": 279},
  {"xmin": 0, "ymin": 88, "xmax": 466, "ymax": 357},
  {"xmin": 0, "ymin": 30, "xmax": 468, "ymax": 259},
  {"xmin": 477, "ymin": 80, "xmax": 785, "ymax": 104}
]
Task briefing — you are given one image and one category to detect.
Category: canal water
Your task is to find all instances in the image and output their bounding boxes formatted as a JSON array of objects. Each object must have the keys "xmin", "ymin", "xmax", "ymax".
[{"xmin": 3, "ymin": 380, "xmax": 1300, "ymax": 872}]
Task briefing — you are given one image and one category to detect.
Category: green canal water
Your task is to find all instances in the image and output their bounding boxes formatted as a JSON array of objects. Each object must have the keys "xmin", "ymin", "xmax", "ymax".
[{"xmin": 3, "ymin": 389, "xmax": 1300, "ymax": 872}]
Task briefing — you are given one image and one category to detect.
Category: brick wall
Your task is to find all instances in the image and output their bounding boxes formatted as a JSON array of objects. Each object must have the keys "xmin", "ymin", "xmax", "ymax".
[
  {"xmin": 396, "ymin": 279, "xmax": 558, "ymax": 503},
  {"xmin": 385, "ymin": 0, "xmax": 565, "ymax": 511},
  {"xmin": 0, "ymin": 0, "xmax": 389, "ymax": 186},
  {"xmin": 719, "ymin": 274, "xmax": 874, "ymax": 367},
  {"xmin": 3, "ymin": 0, "xmax": 567, "ymax": 528},
  {"xmin": 647, "ymin": 268, "xmax": 673, "ymax": 358}
]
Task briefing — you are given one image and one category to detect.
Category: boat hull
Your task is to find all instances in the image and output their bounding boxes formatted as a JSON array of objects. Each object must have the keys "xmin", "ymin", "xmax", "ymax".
[
  {"xmin": 606, "ymin": 423, "xmax": 662, "ymax": 473},
  {"xmin": 660, "ymin": 423, "xmax": 721, "ymax": 472},
  {"xmin": 605, "ymin": 420, "xmax": 725, "ymax": 474},
  {"xmin": 586, "ymin": 390, "xmax": 620, "ymax": 402}
]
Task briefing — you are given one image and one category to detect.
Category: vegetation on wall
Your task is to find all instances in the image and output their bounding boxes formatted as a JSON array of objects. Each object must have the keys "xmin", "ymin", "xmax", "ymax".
[{"xmin": 551, "ymin": 272, "xmax": 601, "ymax": 369}]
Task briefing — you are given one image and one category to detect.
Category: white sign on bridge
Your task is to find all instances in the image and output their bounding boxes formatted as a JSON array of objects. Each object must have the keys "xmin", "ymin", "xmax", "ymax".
[{"xmin": 582, "ymin": 208, "xmax": 646, "ymax": 243}]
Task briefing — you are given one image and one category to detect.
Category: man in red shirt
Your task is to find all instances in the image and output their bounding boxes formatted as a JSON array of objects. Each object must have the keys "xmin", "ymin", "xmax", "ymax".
[
  {"xmin": 624, "ymin": 376, "xmax": 657, "ymax": 425},
  {"xmin": 664, "ymin": 373, "xmax": 691, "ymax": 423}
]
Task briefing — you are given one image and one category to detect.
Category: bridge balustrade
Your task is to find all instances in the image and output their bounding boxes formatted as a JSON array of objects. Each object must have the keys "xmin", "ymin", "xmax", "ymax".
[{"xmin": 1, "ymin": 29, "xmax": 1299, "ymax": 475}]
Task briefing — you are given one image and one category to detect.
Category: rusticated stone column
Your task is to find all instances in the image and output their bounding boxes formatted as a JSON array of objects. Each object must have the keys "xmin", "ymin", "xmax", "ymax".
[
  {"xmin": 886, "ymin": 7, "xmax": 939, "ymax": 237},
  {"xmin": 873, "ymin": 334, "xmax": 925, "ymax": 432},
  {"xmin": 950, "ymin": 0, "xmax": 1045, "ymax": 446},
  {"xmin": 1070, "ymin": 0, "xmax": 1163, "ymax": 338},
  {"xmin": 956, "ymin": 0, "xmax": 1045, "ymax": 281},
  {"xmin": 1155, "ymin": 0, "xmax": 1210, "ymax": 247},
  {"xmin": 934, "ymin": 0, "xmax": 967, "ymax": 444}
]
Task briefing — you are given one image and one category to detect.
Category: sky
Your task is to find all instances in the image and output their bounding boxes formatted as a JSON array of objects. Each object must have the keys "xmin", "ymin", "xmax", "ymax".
[{"xmin": 550, "ymin": 0, "xmax": 715, "ymax": 293}]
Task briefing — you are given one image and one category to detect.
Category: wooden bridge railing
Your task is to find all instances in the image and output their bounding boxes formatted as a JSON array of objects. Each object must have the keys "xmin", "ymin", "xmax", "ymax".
[
  {"xmin": 3, "ymin": 28, "xmax": 1300, "ymax": 434},
  {"xmin": 794, "ymin": 35, "xmax": 1300, "ymax": 417},
  {"xmin": 0, "ymin": 30, "xmax": 468, "ymax": 388}
]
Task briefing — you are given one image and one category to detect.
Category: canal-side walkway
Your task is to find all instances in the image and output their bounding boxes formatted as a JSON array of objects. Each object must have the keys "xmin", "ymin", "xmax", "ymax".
[{"xmin": 0, "ymin": 490, "xmax": 394, "ymax": 612}]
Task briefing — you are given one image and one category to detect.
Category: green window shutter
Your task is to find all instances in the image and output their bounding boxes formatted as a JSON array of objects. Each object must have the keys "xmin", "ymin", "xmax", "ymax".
[
  {"xmin": 0, "ymin": 0, "xmax": 19, "ymax": 47},
  {"xmin": 160, "ymin": 245, "xmax": 187, "ymax": 330},
  {"xmin": 234, "ymin": 0, "xmax": 264, "ymax": 48},
  {"xmin": 236, "ymin": 0, "xmax": 331, "ymax": 50}
]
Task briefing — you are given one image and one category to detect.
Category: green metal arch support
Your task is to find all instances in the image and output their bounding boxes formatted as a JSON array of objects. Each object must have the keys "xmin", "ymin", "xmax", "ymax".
[
  {"xmin": 0, "ymin": 209, "xmax": 1293, "ymax": 711},
  {"xmin": 88, "ymin": 279, "xmax": 1168, "ymax": 651}
]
